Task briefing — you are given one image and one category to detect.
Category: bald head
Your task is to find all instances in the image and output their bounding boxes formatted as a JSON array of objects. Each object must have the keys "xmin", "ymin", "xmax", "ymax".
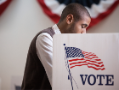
[{"xmin": 59, "ymin": 3, "xmax": 90, "ymax": 22}]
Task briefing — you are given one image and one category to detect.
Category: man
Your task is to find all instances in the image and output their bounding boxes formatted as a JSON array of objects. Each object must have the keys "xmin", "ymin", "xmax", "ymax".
[{"xmin": 21, "ymin": 3, "xmax": 91, "ymax": 90}]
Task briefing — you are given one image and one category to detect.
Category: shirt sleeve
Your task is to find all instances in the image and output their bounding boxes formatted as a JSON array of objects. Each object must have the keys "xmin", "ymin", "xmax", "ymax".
[{"xmin": 36, "ymin": 33, "xmax": 53, "ymax": 86}]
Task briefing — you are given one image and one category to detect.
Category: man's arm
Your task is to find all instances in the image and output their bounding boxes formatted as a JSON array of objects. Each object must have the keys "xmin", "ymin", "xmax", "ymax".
[{"xmin": 36, "ymin": 33, "xmax": 53, "ymax": 86}]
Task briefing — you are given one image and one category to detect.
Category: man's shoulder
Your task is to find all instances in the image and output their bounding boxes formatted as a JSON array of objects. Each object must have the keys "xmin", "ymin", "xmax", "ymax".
[
  {"xmin": 40, "ymin": 27, "xmax": 52, "ymax": 32},
  {"xmin": 36, "ymin": 27, "xmax": 54, "ymax": 44},
  {"xmin": 37, "ymin": 33, "xmax": 52, "ymax": 41},
  {"xmin": 36, "ymin": 27, "xmax": 55, "ymax": 38},
  {"xmin": 39, "ymin": 27, "xmax": 53, "ymax": 34}
]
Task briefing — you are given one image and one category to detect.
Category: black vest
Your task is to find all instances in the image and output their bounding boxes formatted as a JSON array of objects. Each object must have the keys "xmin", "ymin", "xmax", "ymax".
[{"xmin": 21, "ymin": 27, "xmax": 55, "ymax": 90}]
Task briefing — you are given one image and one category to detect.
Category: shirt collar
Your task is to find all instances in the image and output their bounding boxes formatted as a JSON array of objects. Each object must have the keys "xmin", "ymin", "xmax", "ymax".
[{"xmin": 52, "ymin": 24, "xmax": 61, "ymax": 34}]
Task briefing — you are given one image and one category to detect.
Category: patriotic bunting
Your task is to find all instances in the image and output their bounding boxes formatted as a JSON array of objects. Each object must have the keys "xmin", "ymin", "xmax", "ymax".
[{"xmin": 37, "ymin": 0, "xmax": 119, "ymax": 29}]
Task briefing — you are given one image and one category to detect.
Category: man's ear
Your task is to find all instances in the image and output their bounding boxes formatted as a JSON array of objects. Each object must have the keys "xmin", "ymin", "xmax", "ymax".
[{"xmin": 66, "ymin": 14, "xmax": 74, "ymax": 24}]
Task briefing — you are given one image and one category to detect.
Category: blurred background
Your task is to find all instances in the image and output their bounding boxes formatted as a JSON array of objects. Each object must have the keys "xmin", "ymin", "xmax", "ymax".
[{"xmin": 0, "ymin": 0, "xmax": 119, "ymax": 90}]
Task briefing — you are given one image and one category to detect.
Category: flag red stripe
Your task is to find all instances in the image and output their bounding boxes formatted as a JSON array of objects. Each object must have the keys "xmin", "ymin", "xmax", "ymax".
[
  {"xmin": 69, "ymin": 58, "xmax": 85, "ymax": 62},
  {"xmin": 70, "ymin": 64, "xmax": 87, "ymax": 69},
  {"xmin": 88, "ymin": 63, "xmax": 104, "ymax": 67},
  {"xmin": 88, "ymin": 66, "xmax": 105, "ymax": 70},
  {"xmin": 70, "ymin": 60, "xmax": 104, "ymax": 67},
  {"xmin": 86, "ymin": 55, "xmax": 97, "ymax": 57},
  {"xmin": 101, "ymin": 68, "xmax": 105, "ymax": 70},
  {"xmin": 69, "ymin": 59, "xmax": 103, "ymax": 65},
  {"xmin": 69, "ymin": 61, "xmax": 87, "ymax": 65},
  {"xmin": 94, "ymin": 59, "xmax": 101, "ymax": 61},
  {"xmin": 70, "ymin": 62, "xmax": 104, "ymax": 68},
  {"xmin": 70, "ymin": 64, "xmax": 105, "ymax": 70},
  {"xmin": 98, "ymin": 62, "xmax": 103, "ymax": 64}
]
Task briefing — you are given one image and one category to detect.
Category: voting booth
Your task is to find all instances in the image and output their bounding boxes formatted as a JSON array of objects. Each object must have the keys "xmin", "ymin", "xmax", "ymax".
[{"xmin": 52, "ymin": 34, "xmax": 119, "ymax": 90}]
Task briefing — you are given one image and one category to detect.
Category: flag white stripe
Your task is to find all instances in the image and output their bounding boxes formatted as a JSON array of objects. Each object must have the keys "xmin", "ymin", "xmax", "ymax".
[{"xmin": 69, "ymin": 60, "xmax": 104, "ymax": 66}]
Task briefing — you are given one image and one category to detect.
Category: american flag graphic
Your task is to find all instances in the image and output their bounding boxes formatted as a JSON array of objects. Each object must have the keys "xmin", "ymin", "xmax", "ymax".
[{"xmin": 65, "ymin": 45, "xmax": 105, "ymax": 70}]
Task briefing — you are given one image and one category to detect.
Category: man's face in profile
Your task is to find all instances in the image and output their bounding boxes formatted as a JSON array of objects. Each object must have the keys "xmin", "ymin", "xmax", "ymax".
[
  {"xmin": 73, "ymin": 15, "xmax": 91, "ymax": 34},
  {"xmin": 66, "ymin": 14, "xmax": 91, "ymax": 34}
]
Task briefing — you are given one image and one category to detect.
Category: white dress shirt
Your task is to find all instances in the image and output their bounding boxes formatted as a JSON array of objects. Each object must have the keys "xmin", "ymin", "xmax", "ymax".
[{"xmin": 36, "ymin": 24, "xmax": 61, "ymax": 87}]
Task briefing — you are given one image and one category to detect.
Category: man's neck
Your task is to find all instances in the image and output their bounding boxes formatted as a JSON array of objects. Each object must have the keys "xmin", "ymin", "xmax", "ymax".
[{"xmin": 57, "ymin": 22, "xmax": 67, "ymax": 33}]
